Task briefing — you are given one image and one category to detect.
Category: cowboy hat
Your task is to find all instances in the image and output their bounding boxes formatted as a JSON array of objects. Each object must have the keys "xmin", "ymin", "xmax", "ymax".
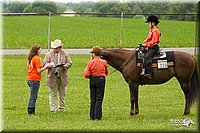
[
  {"xmin": 51, "ymin": 39, "xmax": 63, "ymax": 48},
  {"xmin": 145, "ymin": 15, "xmax": 160, "ymax": 25}
]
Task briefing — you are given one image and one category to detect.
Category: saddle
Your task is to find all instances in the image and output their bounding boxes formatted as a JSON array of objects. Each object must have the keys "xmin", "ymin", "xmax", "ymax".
[{"xmin": 135, "ymin": 46, "xmax": 174, "ymax": 69}]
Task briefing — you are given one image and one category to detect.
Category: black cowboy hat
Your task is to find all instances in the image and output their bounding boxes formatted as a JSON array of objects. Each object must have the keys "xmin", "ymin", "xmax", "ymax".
[{"xmin": 145, "ymin": 15, "xmax": 160, "ymax": 25}]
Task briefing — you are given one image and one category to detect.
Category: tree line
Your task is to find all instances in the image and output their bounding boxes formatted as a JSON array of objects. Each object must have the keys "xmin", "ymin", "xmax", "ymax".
[{"xmin": 3, "ymin": 1, "xmax": 197, "ymax": 21}]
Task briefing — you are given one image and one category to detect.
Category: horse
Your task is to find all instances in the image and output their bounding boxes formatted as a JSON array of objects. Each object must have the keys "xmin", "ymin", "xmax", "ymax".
[{"xmin": 101, "ymin": 48, "xmax": 199, "ymax": 116}]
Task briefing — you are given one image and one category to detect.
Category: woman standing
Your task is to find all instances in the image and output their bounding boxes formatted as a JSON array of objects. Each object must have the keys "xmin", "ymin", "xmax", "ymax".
[
  {"xmin": 84, "ymin": 46, "xmax": 108, "ymax": 120},
  {"xmin": 27, "ymin": 45, "xmax": 49, "ymax": 115}
]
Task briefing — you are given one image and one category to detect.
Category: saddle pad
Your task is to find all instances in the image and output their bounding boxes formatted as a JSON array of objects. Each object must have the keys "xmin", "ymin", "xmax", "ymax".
[
  {"xmin": 136, "ymin": 51, "xmax": 174, "ymax": 69},
  {"xmin": 137, "ymin": 61, "xmax": 174, "ymax": 68}
]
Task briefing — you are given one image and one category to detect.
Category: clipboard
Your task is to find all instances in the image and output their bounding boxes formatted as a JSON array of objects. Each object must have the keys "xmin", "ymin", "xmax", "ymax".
[{"xmin": 53, "ymin": 63, "xmax": 65, "ymax": 68}]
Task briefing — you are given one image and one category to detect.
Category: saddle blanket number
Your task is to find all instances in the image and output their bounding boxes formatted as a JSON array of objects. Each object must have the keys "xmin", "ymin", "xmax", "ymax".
[{"xmin": 157, "ymin": 60, "xmax": 168, "ymax": 69}]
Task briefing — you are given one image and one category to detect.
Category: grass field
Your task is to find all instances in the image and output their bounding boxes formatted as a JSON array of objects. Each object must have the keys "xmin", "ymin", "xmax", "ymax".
[
  {"xmin": 2, "ymin": 54, "xmax": 198, "ymax": 132},
  {"xmin": 3, "ymin": 16, "xmax": 196, "ymax": 49}
]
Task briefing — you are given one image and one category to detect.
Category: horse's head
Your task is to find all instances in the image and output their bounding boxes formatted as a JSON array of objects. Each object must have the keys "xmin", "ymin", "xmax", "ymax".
[{"xmin": 101, "ymin": 48, "xmax": 134, "ymax": 71}]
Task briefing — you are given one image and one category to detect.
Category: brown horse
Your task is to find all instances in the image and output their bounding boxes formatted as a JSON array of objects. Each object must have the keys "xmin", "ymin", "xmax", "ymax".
[{"xmin": 101, "ymin": 48, "xmax": 199, "ymax": 115}]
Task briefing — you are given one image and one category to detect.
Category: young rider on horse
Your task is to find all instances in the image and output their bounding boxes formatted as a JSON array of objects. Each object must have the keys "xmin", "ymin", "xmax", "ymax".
[{"xmin": 141, "ymin": 15, "xmax": 161, "ymax": 79}]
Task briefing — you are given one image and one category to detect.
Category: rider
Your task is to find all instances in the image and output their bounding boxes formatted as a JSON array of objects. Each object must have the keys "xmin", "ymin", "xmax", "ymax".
[{"xmin": 141, "ymin": 15, "xmax": 161, "ymax": 79}]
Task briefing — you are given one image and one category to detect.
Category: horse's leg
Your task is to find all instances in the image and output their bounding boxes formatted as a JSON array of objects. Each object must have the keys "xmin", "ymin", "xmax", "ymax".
[
  {"xmin": 129, "ymin": 83, "xmax": 139, "ymax": 115},
  {"xmin": 178, "ymin": 80, "xmax": 191, "ymax": 115}
]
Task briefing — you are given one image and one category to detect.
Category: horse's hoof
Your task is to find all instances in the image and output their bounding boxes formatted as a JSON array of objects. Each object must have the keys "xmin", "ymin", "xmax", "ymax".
[
  {"xmin": 130, "ymin": 112, "xmax": 139, "ymax": 116},
  {"xmin": 184, "ymin": 111, "xmax": 190, "ymax": 115},
  {"xmin": 130, "ymin": 111, "xmax": 135, "ymax": 116},
  {"xmin": 135, "ymin": 111, "xmax": 139, "ymax": 115},
  {"xmin": 130, "ymin": 112, "xmax": 134, "ymax": 116}
]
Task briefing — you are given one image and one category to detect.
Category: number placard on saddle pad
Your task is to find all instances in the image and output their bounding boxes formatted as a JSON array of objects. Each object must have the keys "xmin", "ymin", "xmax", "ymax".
[{"xmin": 157, "ymin": 60, "xmax": 168, "ymax": 69}]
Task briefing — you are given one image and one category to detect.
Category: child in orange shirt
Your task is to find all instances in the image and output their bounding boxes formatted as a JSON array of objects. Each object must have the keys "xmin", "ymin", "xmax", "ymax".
[
  {"xmin": 27, "ymin": 45, "xmax": 50, "ymax": 115},
  {"xmin": 141, "ymin": 15, "xmax": 161, "ymax": 79}
]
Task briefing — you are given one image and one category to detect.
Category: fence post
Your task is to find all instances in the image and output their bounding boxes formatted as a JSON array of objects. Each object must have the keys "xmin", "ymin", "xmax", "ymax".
[
  {"xmin": 195, "ymin": 2, "xmax": 200, "ymax": 55},
  {"xmin": 120, "ymin": 12, "xmax": 124, "ymax": 48},
  {"xmin": 48, "ymin": 12, "xmax": 51, "ymax": 52}
]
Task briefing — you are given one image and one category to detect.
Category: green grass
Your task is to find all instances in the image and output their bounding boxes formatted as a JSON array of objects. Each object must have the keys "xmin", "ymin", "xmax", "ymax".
[
  {"xmin": 3, "ymin": 16, "xmax": 196, "ymax": 49},
  {"xmin": 2, "ymin": 54, "xmax": 198, "ymax": 132}
]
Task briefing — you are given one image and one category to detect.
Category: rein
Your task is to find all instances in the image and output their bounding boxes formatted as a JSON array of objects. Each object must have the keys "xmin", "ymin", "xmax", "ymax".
[{"xmin": 108, "ymin": 50, "xmax": 135, "ymax": 76}]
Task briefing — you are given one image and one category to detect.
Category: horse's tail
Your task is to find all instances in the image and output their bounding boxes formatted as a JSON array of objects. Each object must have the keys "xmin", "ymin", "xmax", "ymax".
[{"xmin": 188, "ymin": 58, "xmax": 200, "ymax": 107}]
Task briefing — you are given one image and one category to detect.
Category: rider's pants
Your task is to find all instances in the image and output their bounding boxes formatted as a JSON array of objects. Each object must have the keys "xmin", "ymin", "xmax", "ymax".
[{"xmin": 144, "ymin": 45, "xmax": 159, "ymax": 75}]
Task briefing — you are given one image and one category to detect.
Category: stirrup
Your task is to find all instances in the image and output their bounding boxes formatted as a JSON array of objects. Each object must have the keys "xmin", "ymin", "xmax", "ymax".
[
  {"xmin": 143, "ymin": 74, "xmax": 152, "ymax": 79},
  {"xmin": 140, "ymin": 68, "xmax": 145, "ymax": 75}
]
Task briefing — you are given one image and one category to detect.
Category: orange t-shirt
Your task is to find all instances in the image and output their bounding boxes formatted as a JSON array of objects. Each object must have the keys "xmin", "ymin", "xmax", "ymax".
[{"xmin": 27, "ymin": 56, "xmax": 43, "ymax": 81}]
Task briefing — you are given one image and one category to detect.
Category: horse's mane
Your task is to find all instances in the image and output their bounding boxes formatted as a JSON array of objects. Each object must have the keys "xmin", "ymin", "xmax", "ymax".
[
  {"xmin": 104, "ymin": 48, "xmax": 134, "ymax": 52},
  {"xmin": 102, "ymin": 48, "xmax": 134, "ymax": 56}
]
